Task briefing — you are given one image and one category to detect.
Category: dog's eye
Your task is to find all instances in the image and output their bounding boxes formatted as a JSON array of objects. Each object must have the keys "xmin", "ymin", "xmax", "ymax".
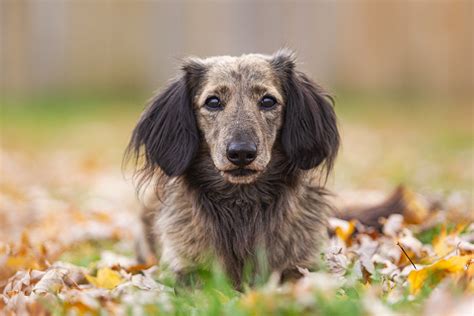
[
  {"xmin": 204, "ymin": 96, "xmax": 222, "ymax": 111},
  {"xmin": 259, "ymin": 96, "xmax": 277, "ymax": 110}
]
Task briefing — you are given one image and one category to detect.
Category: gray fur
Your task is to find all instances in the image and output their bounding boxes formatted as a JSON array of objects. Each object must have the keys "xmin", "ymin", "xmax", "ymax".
[{"xmin": 128, "ymin": 51, "xmax": 340, "ymax": 287}]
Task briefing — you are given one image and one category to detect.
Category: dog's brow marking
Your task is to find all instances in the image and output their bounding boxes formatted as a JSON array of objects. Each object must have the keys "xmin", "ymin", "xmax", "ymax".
[
  {"xmin": 214, "ymin": 85, "xmax": 231, "ymax": 93},
  {"xmin": 209, "ymin": 85, "xmax": 231, "ymax": 98},
  {"xmin": 250, "ymin": 85, "xmax": 268, "ymax": 96}
]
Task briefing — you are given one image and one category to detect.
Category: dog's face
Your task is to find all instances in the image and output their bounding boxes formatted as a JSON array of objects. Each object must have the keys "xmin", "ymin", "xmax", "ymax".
[
  {"xmin": 128, "ymin": 50, "xmax": 339, "ymax": 184},
  {"xmin": 192, "ymin": 55, "xmax": 285, "ymax": 183}
]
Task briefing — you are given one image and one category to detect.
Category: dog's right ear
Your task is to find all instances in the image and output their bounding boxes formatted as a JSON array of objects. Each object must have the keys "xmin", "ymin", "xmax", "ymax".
[
  {"xmin": 271, "ymin": 49, "xmax": 340, "ymax": 174},
  {"xmin": 127, "ymin": 59, "xmax": 206, "ymax": 178}
]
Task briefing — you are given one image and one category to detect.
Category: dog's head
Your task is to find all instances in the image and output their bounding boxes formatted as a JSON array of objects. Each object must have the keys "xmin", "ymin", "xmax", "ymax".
[{"xmin": 128, "ymin": 50, "xmax": 339, "ymax": 185}]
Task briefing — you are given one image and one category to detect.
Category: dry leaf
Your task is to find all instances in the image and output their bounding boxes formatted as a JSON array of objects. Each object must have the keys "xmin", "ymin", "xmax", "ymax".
[
  {"xmin": 33, "ymin": 268, "xmax": 68, "ymax": 294},
  {"xmin": 2, "ymin": 147, "xmax": 473, "ymax": 314},
  {"xmin": 433, "ymin": 224, "xmax": 469, "ymax": 257},
  {"xmin": 324, "ymin": 245, "xmax": 349, "ymax": 276},
  {"xmin": 85, "ymin": 268, "xmax": 124, "ymax": 290},
  {"xmin": 408, "ymin": 255, "xmax": 473, "ymax": 294},
  {"xmin": 398, "ymin": 230, "xmax": 424, "ymax": 258},
  {"xmin": 355, "ymin": 235, "xmax": 378, "ymax": 275},
  {"xmin": 329, "ymin": 217, "xmax": 356, "ymax": 244},
  {"xmin": 382, "ymin": 214, "xmax": 404, "ymax": 238}
]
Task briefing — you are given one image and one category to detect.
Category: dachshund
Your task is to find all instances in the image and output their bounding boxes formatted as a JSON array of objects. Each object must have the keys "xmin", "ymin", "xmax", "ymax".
[{"xmin": 126, "ymin": 50, "xmax": 340, "ymax": 287}]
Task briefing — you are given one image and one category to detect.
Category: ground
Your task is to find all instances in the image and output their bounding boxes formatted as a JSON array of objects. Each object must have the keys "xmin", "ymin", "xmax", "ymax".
[{"xmin": 0, "ymin": 93, "xmax": 472, "ymax": 315}]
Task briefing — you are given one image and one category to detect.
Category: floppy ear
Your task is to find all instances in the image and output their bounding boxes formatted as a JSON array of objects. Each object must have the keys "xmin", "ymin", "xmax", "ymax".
[
  {"xmin": 271, "ymin": 50, "xmax": 340, "ymax": 172},
  {"xmin": 127, "ymin": 61, "xmax": 205, "ymax": 177}
]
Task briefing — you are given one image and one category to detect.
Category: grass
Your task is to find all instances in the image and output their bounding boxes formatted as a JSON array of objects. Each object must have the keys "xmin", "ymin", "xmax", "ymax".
[
  {"xmin": 1, "ymin": 93, "xmax": 142, "ymax": 144},
  {"xmin": 50, "ymin": 238, "xmax": 371, "ymax": 315},
  {"xmin": 59, "ymin": 240, "xmax": 124, "ymax": 267},
  {"xmin": 47, "ymin": 238, "xmax": 437, "ymax": 316}
]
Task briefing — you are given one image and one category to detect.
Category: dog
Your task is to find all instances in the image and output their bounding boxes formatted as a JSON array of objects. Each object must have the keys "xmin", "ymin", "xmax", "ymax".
[{"xmin": 126, "ymin": 50, "xmax": 340, "ymax": 287}]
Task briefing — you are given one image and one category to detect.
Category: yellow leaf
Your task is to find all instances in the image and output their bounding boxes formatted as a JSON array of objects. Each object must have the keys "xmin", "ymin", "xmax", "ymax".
[
  {"xmin": 432, "ymin": 224, "xmax": 468, "ymax": 257},
  {"xmin": 65, "ymin": 302, "xmax": 97, "ymax": 315},
  {"xmin": 335, "ymin": 220, "xmax": 356, "ymax": 244},
  {"xmin": 432, "ymin": 225, "xmax": 451, "ymax": 257},
  {"xmin": 431, "ymin": 255, "xmax": 471, "ymax": 273},
  {"xmin": 407, "ymin": 255, "xmax": 473, "ymax": 294},
  {"xmin": 6, "ymin": 255, "xmax": 40, "ymax": 270},
  {"xmin": 408, "ymin": 268, "xmax": 429, "ymax": 294},
  {"xmin": 85, "ymin": 268, "xmax": 124, "ymax": 289}
]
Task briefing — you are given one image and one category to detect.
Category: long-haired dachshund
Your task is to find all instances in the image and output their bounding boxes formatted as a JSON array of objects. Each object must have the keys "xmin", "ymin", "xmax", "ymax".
[{"xmin": 126, "ymin": 50, "xmax": 340, "ymax": 287}]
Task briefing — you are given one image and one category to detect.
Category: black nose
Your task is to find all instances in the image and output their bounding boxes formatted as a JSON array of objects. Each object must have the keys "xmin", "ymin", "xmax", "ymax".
[{"xmin": 226, "ymin": 142, "xmax": 257, "ymax": 167}]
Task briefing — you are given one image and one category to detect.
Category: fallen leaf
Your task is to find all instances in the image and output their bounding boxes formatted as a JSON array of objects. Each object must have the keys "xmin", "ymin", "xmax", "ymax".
[
  {"xmin": 431, "ymin": 255, "xmax": 472, "ymax": 273},
  {"xmin": 6, "ymin": 255, "xmax": 41, "ymax": 271},
  {"xmin": 407, "ymin": 268, "xmax": 429, "ymax": 295},
  {"xmin": 324, "ymin": 245, "xmax": 349, "ymax": 276},
  {"xmin": 408, "ymin": 255, "xmax": 473, "ymax": 294},
  {"xmin": 398, "ymin": 230, "xmax": 424, "ymax": 258},
  {"xmin": 355, "ymin": 235, "xmax": 378, "ymax": 275},
  {"xmin": 85, "ymin": 268, "xmax": 124, "ymax": 290},
  {"xmin": 433, "ymin": 224, "xmax": 469, "ymax": 257},
  {"xmin": 33, "ymin": 268, "xmax": 68, "ymax": 294},
  {"xmin": 382, "ymin": 214, "xmax": 404, "ymax": 238},
  {"xmin": 329, "ymin": 218, "xmax": 356, "ymax": 244}
]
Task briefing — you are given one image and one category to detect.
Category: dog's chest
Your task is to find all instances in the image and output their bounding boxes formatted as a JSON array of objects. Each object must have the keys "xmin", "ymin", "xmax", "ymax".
[
  {"xmin": 204, "ymin": 196, "xmax": 265, "ymax": 240},
  {"xmin": 194, "ymin": 190, "xmax": 282, "ymax": 279},
  {"xmin": 158, "ymin": 181, "xmax": 328, "ymax": 286}
]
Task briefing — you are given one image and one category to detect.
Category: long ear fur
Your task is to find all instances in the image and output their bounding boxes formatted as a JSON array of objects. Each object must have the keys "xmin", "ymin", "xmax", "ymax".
[
  {"xmin": 271, "ymin": 50, "xmax": 340, "ymax": 173},
  {"xmin": 126, "ymin": 61, "xmax": 205, "ymax": 182}
]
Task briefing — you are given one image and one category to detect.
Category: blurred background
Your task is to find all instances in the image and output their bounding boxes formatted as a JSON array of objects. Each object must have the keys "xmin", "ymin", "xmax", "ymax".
[
  {"xmin": 1, "ymin": 0, "xmax": 472, "ymax": 204},
  {"xmin": 2, "ymin": 0, "xmax": 473, "ymax": 96},
  {"xmin": 1, "ymin": 3, "xmax": 473, "ymax": 312}
]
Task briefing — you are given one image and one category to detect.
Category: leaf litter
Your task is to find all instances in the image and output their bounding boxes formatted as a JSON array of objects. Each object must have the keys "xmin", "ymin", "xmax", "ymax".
[{"xmin": 1, "ymin": 149, "xmax": 473, "ymax": 315}]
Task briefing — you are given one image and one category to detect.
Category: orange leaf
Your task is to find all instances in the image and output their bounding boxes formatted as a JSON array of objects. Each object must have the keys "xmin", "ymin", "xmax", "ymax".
[{"xmin": 334, "ymin": 220, "xmax": 356, "ymax": 244}]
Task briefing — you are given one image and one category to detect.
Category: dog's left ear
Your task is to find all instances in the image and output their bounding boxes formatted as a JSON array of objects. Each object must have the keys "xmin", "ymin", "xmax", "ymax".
[{"xmin": 271, "ymin": 50, "xmax": 340, "ymax": 172}]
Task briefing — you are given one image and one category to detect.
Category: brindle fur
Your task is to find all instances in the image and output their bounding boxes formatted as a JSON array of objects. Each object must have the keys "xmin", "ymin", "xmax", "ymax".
[{"xmin": 126, "ymin": 50, "xmax": 340, "ymax": 287}]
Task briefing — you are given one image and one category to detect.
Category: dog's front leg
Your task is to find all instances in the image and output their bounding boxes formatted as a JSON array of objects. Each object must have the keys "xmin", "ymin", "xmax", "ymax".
[{"xmin": 135, "ymin": 205, "xmax": 159, "ymax": 264}]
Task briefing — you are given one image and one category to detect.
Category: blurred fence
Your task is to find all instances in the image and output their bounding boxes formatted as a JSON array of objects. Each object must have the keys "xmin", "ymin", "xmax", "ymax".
[{"xmin": 1, "ymin": 0, "xmax": 472, "ymax": 97}]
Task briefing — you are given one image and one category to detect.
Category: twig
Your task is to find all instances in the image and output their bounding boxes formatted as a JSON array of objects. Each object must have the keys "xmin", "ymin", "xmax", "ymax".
[{"xmin": 397, "ymin": 242, "xmax": 417, "ymax": 270}]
